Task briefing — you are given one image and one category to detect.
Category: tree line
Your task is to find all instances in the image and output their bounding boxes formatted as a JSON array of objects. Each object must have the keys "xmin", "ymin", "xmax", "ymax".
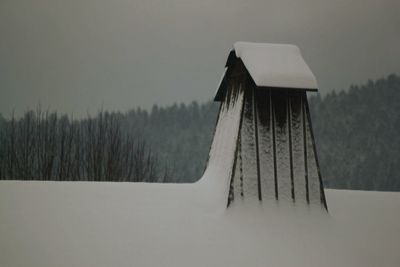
[
  {"xmin": 309, "ymin": 74, "xmax": 400, "ymax": 191},
  {"xmin": 0, "ymin": 109, "xmax": 172, "ymax": 182}
]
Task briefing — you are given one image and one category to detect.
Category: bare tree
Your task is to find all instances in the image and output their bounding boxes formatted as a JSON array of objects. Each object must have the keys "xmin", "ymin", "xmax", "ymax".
[
  {"xmin": 5, "ymin": 114, "xmax": 17, "ymax": 179},
  {"xmin": 0, "ymin": 108, "xmax": 165, "ymax": 182},
  {"xmin": 15, "ymin": 111, "xmax": 36, "ymax": 179}
]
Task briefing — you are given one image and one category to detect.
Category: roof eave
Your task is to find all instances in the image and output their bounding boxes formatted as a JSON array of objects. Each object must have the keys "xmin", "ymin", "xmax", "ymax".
[{"xmin": 214, "ymin": 73, "xmax": 318, "ymax": 102}]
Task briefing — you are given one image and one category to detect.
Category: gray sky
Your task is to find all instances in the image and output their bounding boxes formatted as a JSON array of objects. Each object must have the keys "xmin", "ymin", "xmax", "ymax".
[{"xmin": 1, "ymin": 0, "xmax": 399, "ymax": 117}]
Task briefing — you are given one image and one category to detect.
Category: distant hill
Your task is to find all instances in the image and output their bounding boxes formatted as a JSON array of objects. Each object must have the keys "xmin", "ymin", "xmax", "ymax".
[{"xmin": 309, "ymin": 74, "xmax": 400, "ymax": 191}]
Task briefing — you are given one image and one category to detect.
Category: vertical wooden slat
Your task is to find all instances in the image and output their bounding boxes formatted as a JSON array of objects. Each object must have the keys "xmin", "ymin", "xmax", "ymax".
[
  {"xmin": 239, "ymin": 136, "xmax": 244, "ymax": 197},
  {"xmin": 256, "ymin": 88, "xmax": 274, "ymax": 200},
  {"xmin": 240, "ymin": 83, "xmax": 259, "ymax": 199},
  {"xmin": 253, "ymin": 86, "xmax": 262, "ymax": 201},
  {"xmin": 227, "ymin": 83, "xmax": 246, "ymax": 206},
  {"xmin": 271, "ymin": 90, "xmax": 279, "ymax": 200},
  {"xmin": 272, "ymin": 90, "xmax": 291, "ymax": 200},
  {"xmin": 304, "ymin": 97, "xmax": 328, "ymax": 210},
  {"xmin": 290, "ymin": 91, "xmax": 307, "ymax": 204},
  {"xmin": 288, "ymin": 92, "xmax": 295, "ymax": 202},
  {"xmin": 302, "ymin": 93, "xmax": 310, "ymax": 204}
]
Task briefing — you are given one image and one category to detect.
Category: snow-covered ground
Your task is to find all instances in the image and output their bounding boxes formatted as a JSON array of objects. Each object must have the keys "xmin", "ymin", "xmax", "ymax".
[{"xmin": 0, "ymin": 181, "xmax": 399, "ymax": 267}]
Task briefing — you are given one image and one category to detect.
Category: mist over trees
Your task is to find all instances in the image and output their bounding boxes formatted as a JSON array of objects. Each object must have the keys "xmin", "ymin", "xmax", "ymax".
[{"xmin": 1, "ymin": 74, "xmax": 399, "ymax": 191}]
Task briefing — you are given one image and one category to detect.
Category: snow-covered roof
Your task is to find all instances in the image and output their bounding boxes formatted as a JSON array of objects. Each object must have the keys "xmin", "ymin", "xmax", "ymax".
[
  {"xmin": 235, "ymin": 42, "xmax": 318, "ymax": 89},
  {"xmin": 1, "ymin": 182, "xmax": 399, "ymax": 267},
  {"xmin": 215, "ymin": 42, "xmax": 318, "ymax": 100}
]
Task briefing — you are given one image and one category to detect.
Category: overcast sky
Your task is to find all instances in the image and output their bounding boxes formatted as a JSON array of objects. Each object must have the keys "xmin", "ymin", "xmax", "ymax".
[{"xmin": 1, "ymin": 0, "xmax": 399, "ymax": 117}]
